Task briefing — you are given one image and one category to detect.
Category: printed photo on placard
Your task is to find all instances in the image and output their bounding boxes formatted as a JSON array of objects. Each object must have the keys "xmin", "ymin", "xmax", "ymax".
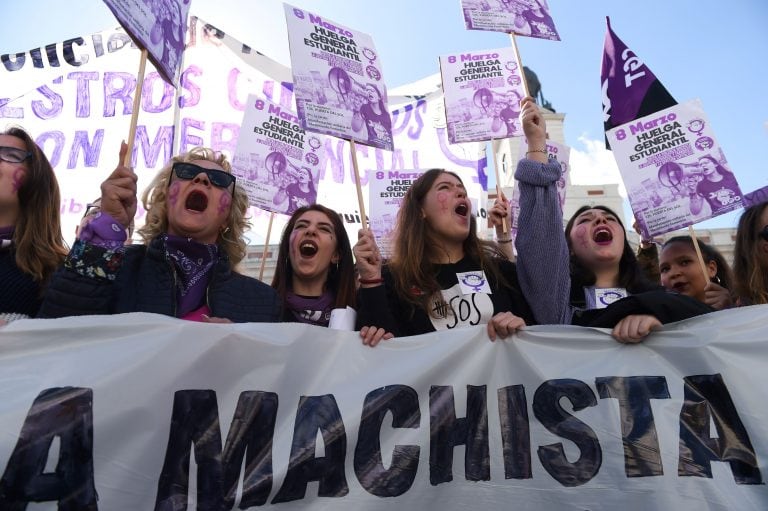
[
  {"xmin": 368, "ymin": 169, "xmax": 425, "ymax": 258},
  {"xmin": 440, "ymin": 47, "xmax": 526, "ymax": 144},
  {"xmin": 607, "ymin": 99, "xmax": 743, "ymax": 238},
  {"xmin": 460, "ymin": 0, "xmax": 560, "ymax": 41},
  {"xmin": 102, "ymin": 0, "xmax": 190, "ymax": 85},
  {"xmin": 231, "ymin": 94, "xmax": 324, "ymax": 215},
  {"xmin": 284, "ymin": 4, "xmax": 393, "ymax": 150}
]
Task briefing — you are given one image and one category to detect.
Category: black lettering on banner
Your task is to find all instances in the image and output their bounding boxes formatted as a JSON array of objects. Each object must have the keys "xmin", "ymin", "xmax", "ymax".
[
  {"xmin": 354, "ymin": 385, "xmax": 420, "ymax": 497},
  {"xmin": 0, "ymin": 387, "xmax": 97, "ymax": 511},
  {"xmin": 63, "ymin": 38, "xmax": 86, "ymax": 67},
  {"xmin": 678, "ymin": 374, "xmax": 763, "ymax": 484},
  {"xmin": 497, "ymin": 385, "xmax": 532, "ymax": 479},
  {"xmin": 1, "ymin": 52, "xmax": 25, "ymax": 72},
  {"xmin": 272, "ymin": 395, "xmax": 349, "ymax": 503},
  {"xmin": 429, "ymin": 385, "xmax": 490, "ymax": 485},
  {"xmin": 533, "ymin": 379, "xmax": 602, "ymax": 487},
  {"xmin": 44, "ymin": 43, "xmax": 60, "ymax": 68},
  {"xmin": 596, "ymin": 376, "xmax": 670, "ymax": 477},
  {"xmin": 153, "ymin": 390, "xmax": 279, "ymax": 510}
]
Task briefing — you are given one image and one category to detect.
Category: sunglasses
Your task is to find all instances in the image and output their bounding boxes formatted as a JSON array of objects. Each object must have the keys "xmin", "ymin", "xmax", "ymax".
[
  {"xmin": 759, "ymin": 225, "xmax": 768, "ymax": 242},
  {"xmin": 0, "ymin": 146, "xmax": 32, "ymax": 164},
  {"xmin": 171, "ymin": 162, "xmax": 236, "ymax": 190}
]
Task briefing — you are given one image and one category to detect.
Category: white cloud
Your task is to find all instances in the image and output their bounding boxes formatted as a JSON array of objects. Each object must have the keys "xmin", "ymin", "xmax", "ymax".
[{"xmin": 568, "ymin": 134, "xmax": 627, "ymax": 197}]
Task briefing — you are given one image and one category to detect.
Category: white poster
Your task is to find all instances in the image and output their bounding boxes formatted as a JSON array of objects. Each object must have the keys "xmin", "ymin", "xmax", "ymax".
[
  {"xmin": 460, "ymin": 0, "xmax": 561, "ymax": 40},
  {"xmin": 232, "ymin": 94, "xmax": 324, "ymax": 215},
  {"xmin": 607, "ymin": 99, "xmax": 743, "ymax": 238},
  {"xmin": 440, "ymin": 46, "xmax": 526, "ymax": 143},
  {"xmin": 0, "ymin": 307, "xmax": 766, "ymax": 509},
  {"xmin": 368, "ymin": 169, "xmax": 424, "ymax": 258},
  {"xmin": 283, "ymin": 4, "xmax": 393, "ymax": 150}
]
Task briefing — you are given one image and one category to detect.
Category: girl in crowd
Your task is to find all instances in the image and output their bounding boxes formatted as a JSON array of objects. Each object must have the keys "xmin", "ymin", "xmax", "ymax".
[
  {"xmin": 733, "ymin": 201, "xmax": 768, "ymax": 305},
  {"xmin": 354, "ymin": 168, "xmax": 534, "ymax": 346},
  {"xmin": 659, "ymin": 236, "xmax": 733, "ymax": 310},
  {"xmin": 272, "ymin": 204, "xmax": 356, "ymax": 326},
  {"xmin": 514, "ymin": 98, "xmax": 711, "ymax": 342},
  {"xmin": 0, "ymin": 127, "xmax": 67, "ymax": 323},
  {"xmin": 39, "ymin": 143, "xmax": 280, "ymax": 322}
]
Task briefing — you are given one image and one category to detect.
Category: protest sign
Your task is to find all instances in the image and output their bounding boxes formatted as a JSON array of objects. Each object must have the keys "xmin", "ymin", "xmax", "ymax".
[
  {"xmin": 101, "ymin": 0, "xmax": 190, "ymax": 86},
  {"xmin": 601, "ymin": 17, "xmax": 676, "ymax": 149},
  {"xmin": 440, "ymin": 47, "xmax": 526, "ymax": 144},
  {"xmin": 283, "ymin": 4, "xmax": 393, "ymax": 150},
  {"xmin": 0, "ymin": 307, "xmax": 767, "ymax": 509},
  {"xmin": 607, "ymin": 100, "xmax": 743, "ymax": 238},
  {"xmin": 460, "ymin": 0, "xmax": 560, "ymax": 40},
  {"xmin": 743, "ymin": 185, "xmax": 768, "ymax": 208},
  {"xmin": 232, "ymin": 94, "xmax": 324, "ymax": 215},
  {"xmin": 368, "ymin": 169, "xmax": 423, "ymax": 257}
]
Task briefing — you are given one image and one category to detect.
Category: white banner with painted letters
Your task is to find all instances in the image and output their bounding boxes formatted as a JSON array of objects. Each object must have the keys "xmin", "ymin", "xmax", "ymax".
[{"xmin": 0, "ymin": 306, "xmax": 766, "ymax": 509}]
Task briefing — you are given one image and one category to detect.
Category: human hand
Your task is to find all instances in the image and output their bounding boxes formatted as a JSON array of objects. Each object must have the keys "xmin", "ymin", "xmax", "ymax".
[
  {"xmin": 359, "ymin": 326, "xmax": 394, "ymax": 347},
  {"xmin": 489, "ymin": 193, "xmax": 511, "ymax": 236},
  {"xmin": 520, "ymin": 97, "xmax": 547, "ymax": 156},
  {"xmin": 703, "ymin": 282, "xmax": 733, "ymax": 310},
  {"xmin": 201, "ymin": 315, "xmax": 233, "ymax": 323},
  {"xmin": 100, "ymin": 142, "xmax": 138, "ymax": 229},
  {"xmin": 611, "ymin": 314, "xmax": 661, "ymax": 343},
  {"xmin": 354, "ymin": 228, "xmax": 383, "ymax": 283},
  {"xmin": 487, "ymin": 312, "xmax": 526, "ymax": 341}
]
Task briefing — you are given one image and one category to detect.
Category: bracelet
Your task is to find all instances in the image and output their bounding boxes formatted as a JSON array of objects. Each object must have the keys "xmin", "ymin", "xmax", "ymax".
[
  {"xmin": 526, "ymin": 148, "xmax": 547, "ymax": 155},
  {"xmin": 497, "ymin": 239, "xmax": 513, "ymax": 244},
  {"xmin": 359, "ymin": 277, "xmax": 384, "ymax": 285}
]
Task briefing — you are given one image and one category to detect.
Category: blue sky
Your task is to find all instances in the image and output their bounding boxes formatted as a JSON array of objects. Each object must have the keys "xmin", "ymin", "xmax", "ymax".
[{"xmin": 2, "ymin": 0, "xmax": 767, "ymax": 230}]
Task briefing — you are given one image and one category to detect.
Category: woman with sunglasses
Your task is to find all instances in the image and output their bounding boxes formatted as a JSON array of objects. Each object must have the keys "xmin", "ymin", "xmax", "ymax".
[
  {"xmin": 733, "ymin": 201, "xmax": 768, "ymax": 305},
  {"xmin": 0, "ymin": 127, "xmax": 67, "ymax": 324},
  {"xmin": 39, "ymin": 144, "xmax": 280, "ymax": 322}
]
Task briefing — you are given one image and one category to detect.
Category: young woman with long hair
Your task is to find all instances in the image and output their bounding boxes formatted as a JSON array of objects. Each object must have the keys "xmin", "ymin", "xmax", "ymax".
[
  {"xmin": 272, "ymin": 204, "xmax": 356, "ymax": 326},
  {"xmin": 733, "ymin": 201, "xmax": 768, "ymax": 305},
  {"xmin": 0, "ymin": 126, "xmax": 67, "ymax": 323},
  {"xmin": 354, "ymin": 168, "xmax": 534, "ymax": 345}
]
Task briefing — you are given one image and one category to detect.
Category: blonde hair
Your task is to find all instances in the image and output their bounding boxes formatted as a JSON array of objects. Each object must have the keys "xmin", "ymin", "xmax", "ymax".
[{"xmin": 138, "ymin": 147, "xmax": 250, "ymax": 267}]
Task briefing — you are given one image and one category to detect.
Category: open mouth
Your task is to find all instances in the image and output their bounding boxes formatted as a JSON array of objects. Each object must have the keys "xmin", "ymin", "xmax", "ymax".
[
  {"xmin": 185, "ymin": 190, "xmax": 208, "ymax": 212},
  {"xmin": 454, "ymin": 202, "xmax": 469, "ymax": 217},
  {"xmin": 299, "ymin": 240, "xmax": 319, "ymax": 257},
  {"xmin": 672, "ymin": 281, "xmax": 688, "ymax": 292},
  {"xmin": 593, "ymin": 226, "xmax": 613, "ymax": 244}
]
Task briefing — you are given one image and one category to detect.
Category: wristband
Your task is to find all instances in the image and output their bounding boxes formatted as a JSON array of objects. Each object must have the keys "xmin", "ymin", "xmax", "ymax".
[
  {"xmin": 359, "ymin": 277, "xmax": 384, "ymax": 285},
  {"xmin": 497, "ymin": 239, "xmax": 513, "ymax": 244}
]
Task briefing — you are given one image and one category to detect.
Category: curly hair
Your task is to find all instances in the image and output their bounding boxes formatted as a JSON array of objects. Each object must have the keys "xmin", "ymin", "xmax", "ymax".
[
  {"xmin": 388, "ymin": 168, "xmax": 509, "ymax": 318},
  {"xmin": 272, "ymin": 204, "xmax": 356, "ymax": 310},
  {"xmin": 662, "ymin": 235, "xmax": 734, "ymax": 292},
  {"xmin": 3, "ymin": 126, "xmax": 67, "ymax": 283},
  {"xmin": 138, "ymin": 147, "xmax": 250, "ymax": 267},
  {"xmin": 733, "ymin": 202, "xmax": 768, "ymax": 305}
]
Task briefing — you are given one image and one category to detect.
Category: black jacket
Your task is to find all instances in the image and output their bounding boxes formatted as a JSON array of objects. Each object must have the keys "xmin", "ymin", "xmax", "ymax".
[{"xmin": 39, "ymin": 237, "xmax": 280, "ymax": 323}]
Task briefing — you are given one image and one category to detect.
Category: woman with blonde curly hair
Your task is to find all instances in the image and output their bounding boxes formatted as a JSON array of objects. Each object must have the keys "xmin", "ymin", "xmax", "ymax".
[
  {"xmin": 40, "ymin": 143, "xmax": 280, "ymax": 322},
  {"xmin": 0, "ymin": 126, "xmax": 67, "ymax": 323}
]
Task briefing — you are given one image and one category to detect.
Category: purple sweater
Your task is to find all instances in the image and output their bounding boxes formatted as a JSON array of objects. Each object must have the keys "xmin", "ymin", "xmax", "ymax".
[{"xmin": 514, "ymin": 157, "xmax": 573, "ymax": 325}]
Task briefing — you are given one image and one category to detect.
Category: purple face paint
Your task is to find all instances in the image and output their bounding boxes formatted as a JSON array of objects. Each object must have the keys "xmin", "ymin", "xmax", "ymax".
[
  {"xmin": 573, "ymin": 224, "xmax": 589, "ymax": 249},
  {"xmin": 168, "ymin": 180, "xmax": 181, "ymax": 206},
  {"xmin": 437, "ymin": 190, "xmax": 450, "ymax": 212},
  {"xmin": 12, "ymin": 168, "xmax": 26, "ymax": 193},
  {"xmin": 217, "ymin": 190, "xmax": 231, "ymax": 214}
]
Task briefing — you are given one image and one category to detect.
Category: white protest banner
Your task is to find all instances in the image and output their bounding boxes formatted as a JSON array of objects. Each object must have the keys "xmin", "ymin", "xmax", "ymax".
[
  {"xmin": 510, "ymin": 138, "xmax": 570, "ymax": 248},
  {"xmin": 460, "ymin": 0, "xmax": 560, "ymax": 40},
  {"xmin": 1, "ymin": 19, "xmax": 486, "ymax": 246},
  {"xmin": 1, "ymin": 307, "xmax": 767, "ymax": 509},
  {"xmin": 101, "ymin": 0, "xmax": 190, "ymax": 86},
  {"xmin": 368, "ymin": 169, "xmax": 423, "ymax": 258},
  {"xmin": 232, "ymin": 94, "xmax": 324, "ymax": 215},
  {"xmin": 607, "ymin": 99, "xmax": 744, "ymax": 238},
  {"xmin": 283, "ymin": 4, "xmax": 393, "ymax": 151},
  {"xmin": 440, "ymin": 47, "xmax": 526, "ymax": 144}
]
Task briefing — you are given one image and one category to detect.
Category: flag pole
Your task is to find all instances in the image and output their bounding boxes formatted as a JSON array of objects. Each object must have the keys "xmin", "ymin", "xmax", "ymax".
[
  {"xmin": 687, "ymin": 225, "xmax": 711, "ymax": 284},
  {"xmin": 509, "ymin": 34, "xmax": 530, "ymax": 98},
  {"xmin": 124, "ymin": 49, "xmax": 148, "ymax": 167},
  {"xmin": 259, "ymin": 212, "xmax": 275, "ymax": 282},
  {"xmin": 349, "ymin": 139, "xmax": 368, "ymax": 228},
  {"xmin": 490, "ymin": 138, "xmax": 508, "ymax": 233}
]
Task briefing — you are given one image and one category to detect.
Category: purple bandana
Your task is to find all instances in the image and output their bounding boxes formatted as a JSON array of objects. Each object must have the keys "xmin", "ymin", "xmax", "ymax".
[
  {"xmin": 285, "ymin": 290, "xmax": 335, "ymax": 327},
  {"xmin": 162, "ymin": 234, "xmax": 219, "ymax": 316}
]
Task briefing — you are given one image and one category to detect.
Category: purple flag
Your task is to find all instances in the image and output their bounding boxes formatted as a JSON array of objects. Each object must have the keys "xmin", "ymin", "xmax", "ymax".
[{"xmin": 601, "ymin": 17, "xmax": 676, "ymax": 148}]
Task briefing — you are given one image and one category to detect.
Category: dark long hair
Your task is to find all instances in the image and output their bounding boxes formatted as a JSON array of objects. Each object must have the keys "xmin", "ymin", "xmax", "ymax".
[
  {"xmin": 389, "ymin": 168, "xmax": 509, "ymax": 317},
  {"xmin": 564, "ymin": 204, "xmax": 655, "ymax": 305},
  {"xmin": 733, "ymin": 202, "xmax": 768, "ymax": 304},
  {"xmin": 3, "ymin": 126, "xmax": 67, "ymax": 283},
  {"xmin": 271, "ymin": 204, "xmax": 356, "ymax": 310},
  {"xmin": 662, "ymin": 235, "xmax": 733, "ymax": 291}
]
